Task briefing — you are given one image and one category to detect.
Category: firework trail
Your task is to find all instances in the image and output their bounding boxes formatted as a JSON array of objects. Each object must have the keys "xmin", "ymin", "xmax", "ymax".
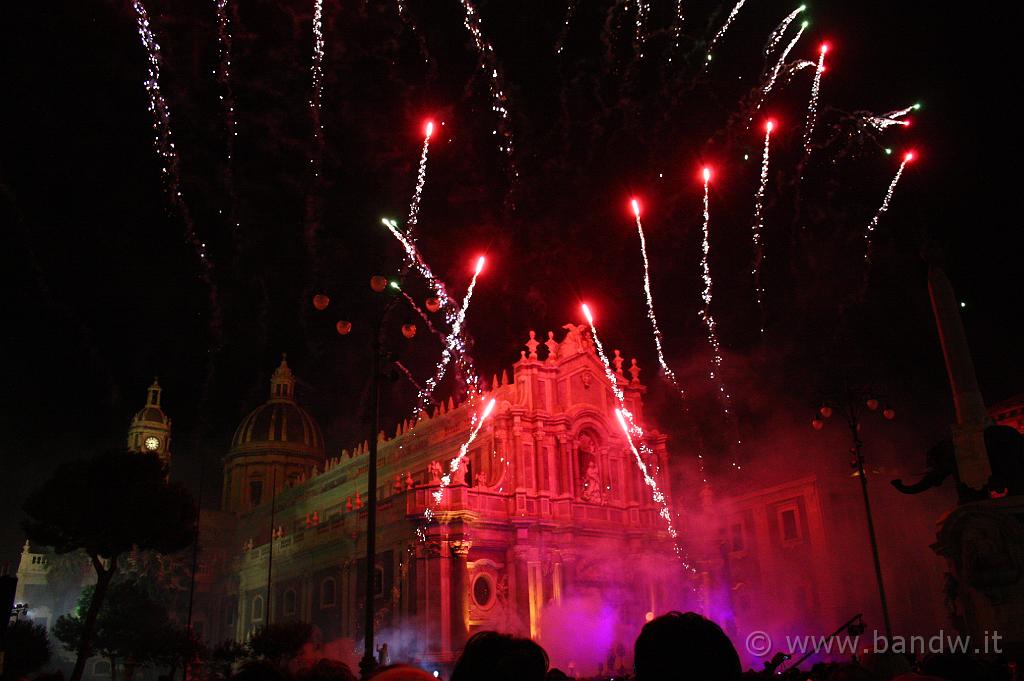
[
  {"xmin": 751, "ymin": 121, "xmax": 774, "ymax": 330},
  {"xmin": 311, "ymin": 0, "xmax": 325, "ymax": 170},
  {"xmin": 130, "ymin": 0, "xmax": 219, "ymax": 334},
  {"xmin": 634, "ymin": 0, "xmax": 650, "ymax": 58},
  {"xmin": 419, "ymin": 398, "xmax": 497, "ymax": 538},
  {"xmin": 458, "ymin": 0, "xmax": 517, "ymax": 181},
  {"xmin": 555, "ymin": 0, "xmax": 579, "ymax": 54},
  {"xmin": 864, "ymin": 152, "xmax": 914, "ymax": 263},
  {"xmin": 630, "ymin": 199, "xmax": 689, "ymax": 403},
  {"xmin": 801, "ymin": 43, "xmax": 828, "ymax": 158},
  {"xmin": 400, "ymin": 290, "xmax": 445, "ymax": 341},
  {"xmin": 705, "ymin": 0, "xmax": 748, "ymax": 62},
  {"xmin": 581, "ymin": 304, "xmax": 685, "ymax": 546},
  {"xmin": 750, "ymin": 20, "xmax": 807, "ymax": 121},
  {"xmin": 764, "ymin": 5, "xmax": 805, "ymax": 58},
  {"xmin": 862, "ymin": 103, "xmax": 919, "ymax": 132},
  {"xmin": 667, "ymin": 0, "xmax": 685, "ymax": 63},
  {"xmin": 385, "ymin": 218, "xmax": 484, "ymax": 410},
  {"xmin": 213, "ymin": 0, "xmax": 239, "ymax": 232},
  {"xmin": 406, "ymin": 121, "xmax": 434, "ymax": 239},
  {"xmin": 698, "ymin": 169, "xmax": 742, "ymax": 464}
]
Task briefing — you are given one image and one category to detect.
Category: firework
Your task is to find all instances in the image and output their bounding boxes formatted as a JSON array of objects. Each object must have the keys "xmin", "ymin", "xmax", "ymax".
[
  {"xmin": 419, "ymin": 398, "xmax": 497, "ymax": 536},
  {"xmin": 706, "ymin": 0, "xmax": 748, "ymax": 62},
  {"xmin": 630, "ymin": 199, "xmax": 690, "ymax": 404},
  {"xmin": 752, "ymin": 19, "xmax": 808, "ymax": 118},
  {"xmin": 311, "ymin": 0, "xmax": 325, "ymax": 173},
  {"xmin": 458, "ymin": 0, "xmax": 517, "ymax": 178},
  {"xmin": 864, "ymin": 152, "xmax": 914, "ymax": 263},
  {"xmin": 698, "ymin": 169, "xmax": 742, "ymax": 463},
  {"xmin": 765, "ymin": 5, "xmax": 806, "ymax": 57},
  {"xmin": 581, "ymin": 304, "xmax": 678, "ymax": 539},
  {"xmin": 667, "ymin": 0, "xmax": 685, "ymax": 63},
  {"xmin": 212, "ymin": 0, "xmax": 238, "ymax": 231},
  {"xmin": 129, "ymin": 1, "xmax": 216, "ymax": 301},
  {"xmin": 400, "ymin": 290, "xmax": 445, "ymax": 341},
  {"xmin": 801, "ymin": 43, "xmax": 829, "ymax": 157},
  {"xmin": 751, "ymin": 121, "xmax": 774, "ymax": 330},
  {"xmin": 634, "ymin": 0, "xmax": 650, "ymax": 58},
  {"xmin": 862, "ymin": 103, "xmax": 919, "ymax": 132},
  {"xmin": 406, "ymin": 120, "xmax": 434, "ymax": 239},
  {"xmin": 554, "ymin": 0, "xmax": 578, "ymax": 54}
]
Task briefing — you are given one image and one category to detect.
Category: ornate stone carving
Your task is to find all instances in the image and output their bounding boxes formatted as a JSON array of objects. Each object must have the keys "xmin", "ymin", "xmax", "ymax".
[
  {"xmin": 526, "ymin": 331, "xmax": 539, "ymax": 360},
  {"xmin": 545, "ymin": 331, "xmax": 559, "ymax": 363}
]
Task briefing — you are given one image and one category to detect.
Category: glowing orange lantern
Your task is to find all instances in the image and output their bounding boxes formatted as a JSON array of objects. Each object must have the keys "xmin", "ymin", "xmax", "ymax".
[
  {"xmin": 401, "ymin": 324, "xmax": 417, "ymax": 339},
  {"xmin": 425, "ymin": 297, "xmax": 440, "ymax": 312},
  {"xmin": 336, "ymin": 320, "xmax": 352, "ymax": 335},
  {"xmin": 370, "ymin": 275, "xmax": 388, "ymax": 293},
  {"xmin": 312, "ymin": 294, "xmax": 330, "ymax": 311}
]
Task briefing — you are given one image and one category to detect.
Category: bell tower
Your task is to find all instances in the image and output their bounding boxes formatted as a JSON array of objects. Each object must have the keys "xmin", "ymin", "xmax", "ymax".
[{"xmin": 127, "ymin": 378, "xmax": 172, "ymax": 469}]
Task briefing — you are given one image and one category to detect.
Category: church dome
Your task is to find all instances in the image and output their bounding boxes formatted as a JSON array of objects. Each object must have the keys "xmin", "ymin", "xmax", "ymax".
[{"xmin": 228, "ymin": 356, "xmax": 324, "ymax": 458}]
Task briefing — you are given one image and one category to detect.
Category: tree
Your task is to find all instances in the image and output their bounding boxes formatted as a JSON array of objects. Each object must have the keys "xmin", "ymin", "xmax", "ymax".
[
  {"xmin": 22, "ymin": 451, "xmax": 196, "ymax": 681},
  {"xmin": 248, "ymin": 622, "xmax": 314, "ymax": 667},
  {"xmin": 0, "ymin": 619, "xmax": 51, "ymax": 680}
]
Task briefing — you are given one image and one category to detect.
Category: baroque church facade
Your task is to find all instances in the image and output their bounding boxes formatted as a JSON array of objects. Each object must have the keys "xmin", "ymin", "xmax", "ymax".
[{"xmin": 185, "ymin": 323, "xmax": 679, "ymax": 663}]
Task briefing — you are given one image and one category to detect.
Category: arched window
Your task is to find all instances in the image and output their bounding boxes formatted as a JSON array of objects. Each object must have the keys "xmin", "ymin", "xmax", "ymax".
[
  {"xmin": 92, "ymin": 660, "xmax": 112, "ymax": 677},
  {"xmin": 283, "ymin": 588, "xmax": 297, "ymax": 616},
  {"xmin": 251, "ymin": 594, "xmax": 264, "ymax": 621},
  {"xmin": 321, "ymin": 577, "xmax": 337, "ymax": 608}
]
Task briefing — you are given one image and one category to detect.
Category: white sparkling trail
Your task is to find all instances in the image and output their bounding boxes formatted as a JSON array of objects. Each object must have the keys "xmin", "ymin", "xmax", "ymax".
[
  {"xmin": 751, "ymin": 123, "xmax": 773, "ymax": 329},
  {"xmin": 632, "ymin": 203, "xmax": 687, "ymax": 402},
  {"xmin": 384, "ymin": 219, "xmax": 482, "ymax": 406},
  {"xmin": 634, "ymin": 0, "xmax": 650, "ymax": 58},
  {"xmin": 213, "ymin": 0, "xmax": 239, "ymax": 231},
  {"xmin": 419, "ymin": 398, "xmax": 496, "ymax": 538},
  {"xmin": 581, "ymin": 305, "xmax": 678, "ymax": 540},
  {"xmin": 699, "ymin": 173, "xmax": 742, "ymax": 464},
  {"xmin": 750, "ymin": 21, "xmax": 807, "ymax": 120},
  {"xmin": 667, "ymin": 0, "xmax": 685, "ymax": 63},
  {"xmin": 416, "ymin": 257, "xmax": 484, "ymax": 412},
  {"xmin": 458, "ymin": 0, "xmax": 517, "ymax": 178},
  {"xmin": 406, "ymin": 126, "xmax": 432, "ymax": 237},
  {"xmin": 555, "ymin": 0, "xmax": 578, "ymax": 54},
  {"xmin": 311, "ymin": 0, "xmax": 325, "ymax": 174},
  {"xmin": 130, "ymin": 1, "xmax": 214, "ymax": 278},
  {"xmin": 802, "ymin": 45, "xmax": 828, "ymax": 157},
  {"xmin": 706, "ymin": 0, "xmax": 748, "ymax": 61},
  {"xmin": 864, "ymin": 154, "xmax": 912, "ymax": 262},
  {"xmin": 863, "ymin": 105, "xmax": 917, "ymax": 132},
  {"xmin": 764, "ymin": 5, "xmax": 805, "ymax": 58}
]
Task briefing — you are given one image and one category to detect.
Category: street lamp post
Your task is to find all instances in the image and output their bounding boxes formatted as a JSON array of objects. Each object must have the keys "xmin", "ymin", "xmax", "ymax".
[
  {"xmin": 812, "ymin": 387, "xmax": 895, "ymax": 639},
  {"xmin": 316, "ymin": 276, "xmax": 407, "ymax": 680}
]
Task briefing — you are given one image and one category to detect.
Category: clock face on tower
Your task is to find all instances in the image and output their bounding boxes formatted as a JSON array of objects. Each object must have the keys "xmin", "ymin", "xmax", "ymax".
[{"xmin": 144, "ymin": 436, "xmax": 160, "ymax": 452}]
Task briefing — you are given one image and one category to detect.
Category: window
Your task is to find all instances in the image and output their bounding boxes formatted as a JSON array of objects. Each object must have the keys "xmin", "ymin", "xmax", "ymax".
[
  {"xmin": 321, "ymin": 578, "xmax": 337, "ymax": 608},
  {"xmin": 472, "ymin": 574, "xmax": 495, "ymax": 609},
  {"xmin": 777, "ymin": 504, "xmax": 803, "ymax": 544},
  {"xmin": 283, "ymin": 588, "xmax": 297, "ymax": 616},
  {"xmin": 93, "ymin": 660, "xmax": 112, "ymax": 677},
  {"xmin": 730, "ymin": 523, "xmax": 745, "ymax": 553},
  {"xmin": 373, "ymin": 565, "xmax": 385, "ymax": 598},
  {"xmin": 251, "ymin": 595, "xmax": 264, "ymax": 621},
  {"xmin": 250, "ymin": 480, "xmax": 263, "ymax": 507}
]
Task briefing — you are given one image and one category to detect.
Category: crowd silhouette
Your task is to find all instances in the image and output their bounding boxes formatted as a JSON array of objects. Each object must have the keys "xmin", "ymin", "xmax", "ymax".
[{"xmin": 214, "ymin": 611, "xmax": 1013, "ymax": 681}]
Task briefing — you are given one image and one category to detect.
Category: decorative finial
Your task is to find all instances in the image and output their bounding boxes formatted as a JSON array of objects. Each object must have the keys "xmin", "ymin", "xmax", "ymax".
[
  {"xmin": 545, "ymin": 331, "xmax": 559, "ymax": 363},
  {"xmin": 613, "ymin": 350, "xmax": 625, "ymax": 378}
]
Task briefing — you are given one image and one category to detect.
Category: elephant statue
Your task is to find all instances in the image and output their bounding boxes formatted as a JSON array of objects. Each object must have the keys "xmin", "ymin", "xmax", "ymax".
[{"xmin": 892, "ymin": 425, "xmax": 1024, "ymax": 503}]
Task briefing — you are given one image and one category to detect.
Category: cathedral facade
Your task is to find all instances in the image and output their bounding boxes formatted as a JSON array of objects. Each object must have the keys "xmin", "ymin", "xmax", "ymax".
[{"xmin": 189, "ymin": 324, "xmax": 680, "ymax": 665}]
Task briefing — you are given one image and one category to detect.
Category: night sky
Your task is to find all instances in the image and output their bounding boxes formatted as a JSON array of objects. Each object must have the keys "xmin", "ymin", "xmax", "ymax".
[{"xmin": 1, "ymin": 0, "xmax": 1018, "ymax": 571}]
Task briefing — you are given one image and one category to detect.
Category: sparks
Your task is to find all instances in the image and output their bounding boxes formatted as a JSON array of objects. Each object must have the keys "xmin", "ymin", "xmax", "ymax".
[
  {"xmin": 667, "ymin": 0, "xmax": 685, "ymax": 63},
  {"xmin": 764, "ymin": 5, "xmax": 806, "ymax": 58},
  {"xmin": 751, "ymin": 121, "xmax": 774, "ymax": 331},
  {"xmin": 554, "ymin": 0, "xmax": 579, "ymax": 54},
  {"xmin": 458, "ymin": 0, "xmax": 517, "ymax": 179},
  {"xmin": 311, "ymin": 0, "xmax": 325, "ymax": 171},
  {"xmin": 634, "ymin": 0, "xmax": 651, "ymax": 58},
  {"xmin": 706, "ymin": 0, "xmax": 748, "ymax": 61},
  {"xmin": 864, "ymin": 152, "xmax": 914, "ymax": 263},
  {"xmin": 581, "ymin": 305, "xmax": 677, "ymax": 539},
  {"xmin": 698, "ymin": 170, "xmax": 742, "ymax": 467},
  {"xmin": 801, "ymin": 42, "xmax": 828, "ymax": 157},
  {"xmin": 129, "ymin": 0, "xmax": 215, "ymax": 293},
  {"xmin": 861, "ymin": 104, "xmax": 917, "ymax": 132},
  {"xmin": 405, "ymin": 121, "xmax": 435, "ymax": 239},
  {"xmin": 213, "ymin": 0, "xmax": 238, "ymax": 231},
  {"xmin": 630, "ymin": 199, "xmax": 689, "ymax": 404},
  {"xmin": 419, "ymin": 398, "xmax": 497, "ymax": 536},
  {"xmin": 753, "ymin": 19, "xmax": 808, "ymax": 118}
]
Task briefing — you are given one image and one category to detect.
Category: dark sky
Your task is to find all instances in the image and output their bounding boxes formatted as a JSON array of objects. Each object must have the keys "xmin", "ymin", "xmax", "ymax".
[{"xmin": 1, "ymin": 0, "xmax": 1018, "ymax": 570}]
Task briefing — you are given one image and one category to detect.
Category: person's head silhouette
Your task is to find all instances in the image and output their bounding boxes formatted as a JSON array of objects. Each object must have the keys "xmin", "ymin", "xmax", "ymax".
[
  {"xmin": 450, "ymin": 631, "xmax": 549, "ymax": 681},
  {"xmin": 634, "ymin": 611, "xmax": 742, "ymax": 681}
]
